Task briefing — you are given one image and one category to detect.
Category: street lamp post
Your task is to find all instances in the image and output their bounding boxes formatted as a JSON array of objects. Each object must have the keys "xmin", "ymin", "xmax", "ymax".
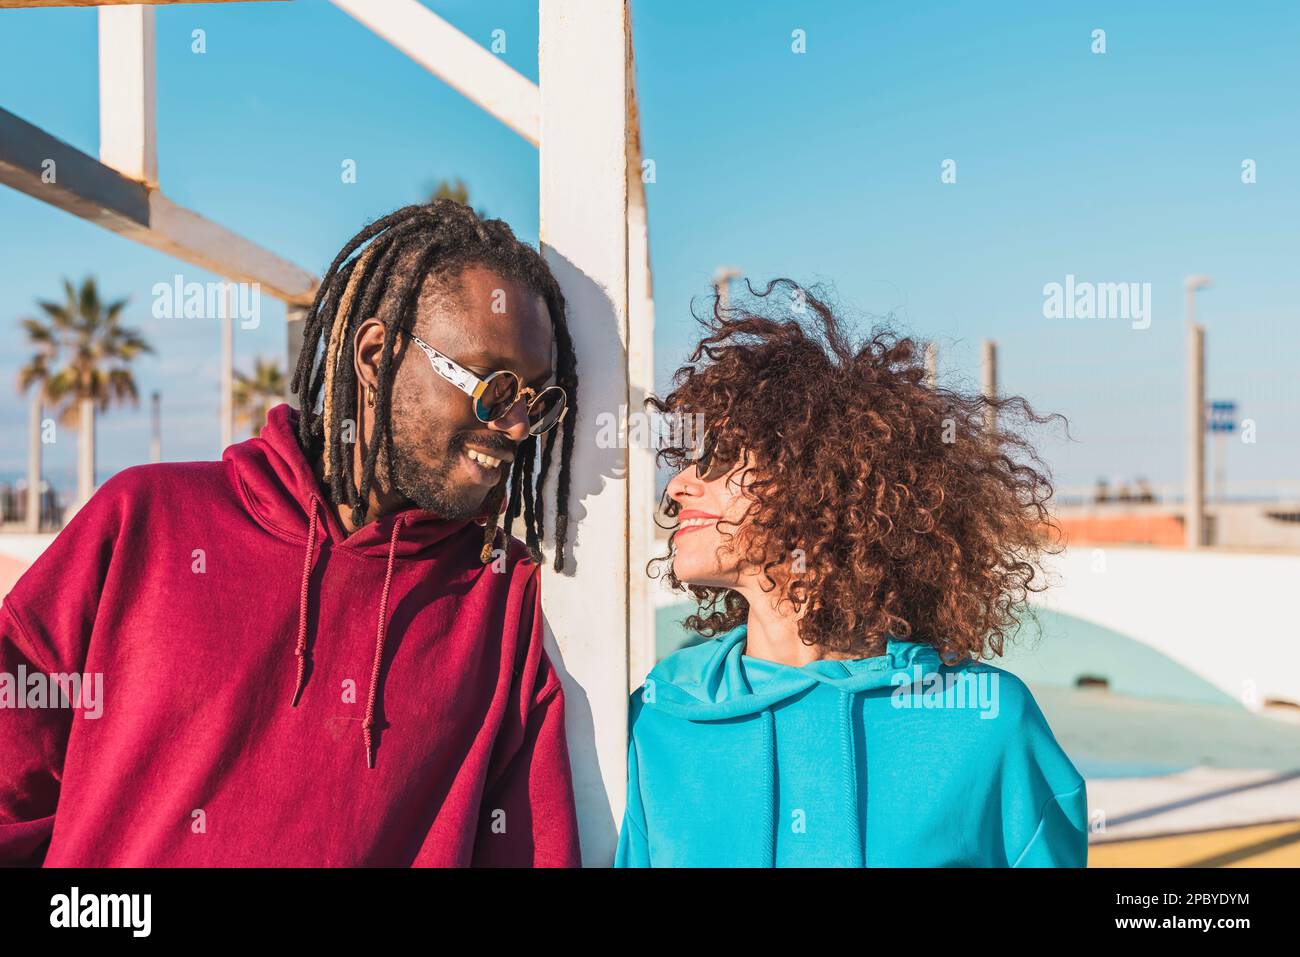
[
  {"xmin": 712, "ymin": 266, "xmax": 741, "ymax": 311},
  {"xmin": 1185, "ymin": 275, "xmax": 1212, "ymax": 548},
  {"xmin": 981, "ymin": 339, "xmax": 998, "ymax": 432},
  {"xmin": 150, "ymin": 390, "xmax": 161, "ymax": 464}
]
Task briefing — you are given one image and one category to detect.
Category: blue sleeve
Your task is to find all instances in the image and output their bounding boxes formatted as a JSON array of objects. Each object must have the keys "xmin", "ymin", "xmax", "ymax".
[
  {"xmin": 614, "ymin": 692, "xmax": 651, "ymax": 867},
  {"xmin": 1012, "ymin": 781, "xmax": 1089, "ymax": 867}
]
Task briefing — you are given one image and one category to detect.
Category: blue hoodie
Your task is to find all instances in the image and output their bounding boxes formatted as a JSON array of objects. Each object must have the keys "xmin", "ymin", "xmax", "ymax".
[{"xmin": 616, "ymin": 624, "xmax": 1088, "ymax": 867}]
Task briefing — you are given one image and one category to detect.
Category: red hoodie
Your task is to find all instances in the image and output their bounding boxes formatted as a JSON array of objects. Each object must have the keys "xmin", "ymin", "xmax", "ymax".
[{"xmin": 0, "ymin": 403, "xmax": 581, "ymax": 866}]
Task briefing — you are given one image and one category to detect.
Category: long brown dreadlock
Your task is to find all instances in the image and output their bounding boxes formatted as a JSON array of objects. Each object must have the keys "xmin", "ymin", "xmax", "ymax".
[{"xmin": 289, "ymin": 201, "xmax": 579, "ymax": 572}]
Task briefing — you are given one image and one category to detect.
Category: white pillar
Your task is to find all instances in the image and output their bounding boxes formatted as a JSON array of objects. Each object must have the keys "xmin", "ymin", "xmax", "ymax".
[
  {"xmin": 221, "ymin": 286, "xmax": 235, "ymax": 449},
  {"xmin": 77, "ymin": 397, "xmax": 96, "ymax": 507},
  {"xmin": 539, "ymin": 0, "xmax": 632, "ymax": 867},
  {"xmin": 26, "ymin": 395, "xmax": 42, "ymax": 532},
  {"xmin": 627, "ymin": 135, "xmax": 657, "ymax": 693},
  {"xmin": 286, "ymin": 305, "xmax": 308, "ymax": 409},
  {"xmin": 98, "ymin": 5, "xmax": 157, "ymax": 185}
]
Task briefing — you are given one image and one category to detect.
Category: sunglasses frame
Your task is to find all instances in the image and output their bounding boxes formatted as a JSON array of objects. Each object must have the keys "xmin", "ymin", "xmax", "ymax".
[{"xmin": 406, "ymin": 331, "xmax": 568, "ymax": 436}]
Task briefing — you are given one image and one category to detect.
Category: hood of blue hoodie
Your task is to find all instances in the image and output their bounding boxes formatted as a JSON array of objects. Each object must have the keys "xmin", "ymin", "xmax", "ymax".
[
  {"xmin": 642, "ymin": 623, "xmax": 947, "ymax": 720},
  {"xmin": 620, "ymin": 622, "xmax": 1089, "ymax": 867},
  {"xmin": 626, "ymin": 624, "xmax": 958, "ymax": 866}
]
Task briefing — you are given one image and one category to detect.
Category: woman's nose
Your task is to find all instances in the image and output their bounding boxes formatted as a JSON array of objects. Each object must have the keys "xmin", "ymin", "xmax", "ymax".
[{"xmin": 666, "ymin": 466, "xmax": 701, "ymax": 504}]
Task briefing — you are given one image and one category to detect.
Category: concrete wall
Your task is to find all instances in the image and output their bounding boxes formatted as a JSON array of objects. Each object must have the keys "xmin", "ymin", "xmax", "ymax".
[{"xmin": 1032, "ymin": 545, "xmax": 1300, "ymax": 712}]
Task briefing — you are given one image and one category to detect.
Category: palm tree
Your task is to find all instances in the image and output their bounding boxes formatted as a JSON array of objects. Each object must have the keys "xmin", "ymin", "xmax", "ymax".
[
  {"xmin": 427, "ymin": 178, "xmax": 489, "ymax": 220},
  {"xmin": 19, "ymin": 277, "xmax": 153, "ymax": 509},
  {"xmin": 233, "ymin": 357, "xmax": 285, "ymax": 438}
]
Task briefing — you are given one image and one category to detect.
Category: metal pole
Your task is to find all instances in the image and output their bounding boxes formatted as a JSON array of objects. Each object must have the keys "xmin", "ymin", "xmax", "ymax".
[
  {"xmin": 1186, "ymin": 323, "xmax": 1205, "ymax": 546},
  {"xmin": 923, "ymin": 342, "xmax": 938, "ymax": 388},
  {"xmin": 1185, "ymin": 276, "xmax": 1210, "ymax": 548},
  {"xmin": 285, "ymin": 305, "xmax": 308, "ymax": 409},
  {"xmin": 981, "ymin": 339, "xmax": 997, "ymax": 432},
  {"xmin": 26, "ymin": 394, "xmax": 41, "ymax": 532},
  {"xmin": 221, "ymin": 286, "xmax": 234, "ymax": 450},
  {"xmin": 150, "ymin": 390, "xmax": 161, "ymax": 463},
  {"xmin": 713, "ymin": 266, "xmax": 741, "ymax": 312},
  {"xmin": 77, "ymin": 396, "xmax": 96, "ymax": 507},
  {"xmin": 1214, "ymin": 431, "xmax": 1226, "ymax": 504}
]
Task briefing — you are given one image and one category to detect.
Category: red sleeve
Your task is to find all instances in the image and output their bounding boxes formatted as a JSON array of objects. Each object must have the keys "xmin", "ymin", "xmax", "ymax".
[
  {"xmin": 0, "ymin": 604, "xmax": 70, "ymax": 866},
  {"xmin": 472, "ymin": 567, "xmax": 581, "ymax": 867},
  {"xmin": 0, "ymin": 478, "xmax": 123, "ymax": 866}
]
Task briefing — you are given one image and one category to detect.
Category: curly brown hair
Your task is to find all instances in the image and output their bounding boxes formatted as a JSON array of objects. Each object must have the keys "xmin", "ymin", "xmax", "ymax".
[{"xmin": 649, "ymin": 279, "xmax": 1065, "ymax": 665}]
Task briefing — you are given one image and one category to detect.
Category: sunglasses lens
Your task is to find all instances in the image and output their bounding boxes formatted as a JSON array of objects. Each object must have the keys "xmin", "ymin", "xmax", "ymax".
[
  {"xmin": 527, "ymin": 388, "xmax": 567, "ymax": 435},
  {"xmin": 694, "ymin": 430, "xmax": 733, "ymax": 480},
  {"xmin": 695, "ymin": 429, "xmax": 715, "ymax": 468},
  {"xmin": 476, "ymin": 372, "xmax": 521, "ymax": 422}
]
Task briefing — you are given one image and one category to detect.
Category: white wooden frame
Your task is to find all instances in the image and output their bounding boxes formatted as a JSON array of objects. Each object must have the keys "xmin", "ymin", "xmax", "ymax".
[{"xmin": 1, "ymin": 0, "xmax": 656, "ymax": 867}]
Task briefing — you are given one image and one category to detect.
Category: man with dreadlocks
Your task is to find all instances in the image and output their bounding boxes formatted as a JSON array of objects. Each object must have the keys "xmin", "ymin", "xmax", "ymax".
[{"xmin": 0, "ymin": 201, "xmax": 582, "ymax": 867}]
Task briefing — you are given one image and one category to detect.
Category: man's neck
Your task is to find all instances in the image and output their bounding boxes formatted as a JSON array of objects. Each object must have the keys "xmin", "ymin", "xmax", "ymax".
[{"xmin": 310, "ymin": 452, "xmax": 409, "ymax": 536}]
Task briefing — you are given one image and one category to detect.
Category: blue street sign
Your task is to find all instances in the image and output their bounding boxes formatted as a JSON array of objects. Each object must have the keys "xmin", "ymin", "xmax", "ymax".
[{"xmin": 1207, "ymin": 400, "xmax": 1237, "ymax": 433}]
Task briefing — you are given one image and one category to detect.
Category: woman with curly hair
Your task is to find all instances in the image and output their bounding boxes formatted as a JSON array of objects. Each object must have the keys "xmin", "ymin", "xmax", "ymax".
[{"xmin": 615, "ymin": 279, "xmax": 1087, "ymax": 868}]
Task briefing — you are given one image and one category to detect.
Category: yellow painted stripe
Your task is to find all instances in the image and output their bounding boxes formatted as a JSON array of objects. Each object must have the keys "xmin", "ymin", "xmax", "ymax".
[{"xmin": 1089, "ymin": 820, "xmax": 1300, "ymax": 867}]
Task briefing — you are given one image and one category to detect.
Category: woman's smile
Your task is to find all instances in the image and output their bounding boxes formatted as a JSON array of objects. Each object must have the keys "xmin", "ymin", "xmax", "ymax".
[{"xmin": 676, "ymin": 509, "xmax": 720, "ymax": 536}]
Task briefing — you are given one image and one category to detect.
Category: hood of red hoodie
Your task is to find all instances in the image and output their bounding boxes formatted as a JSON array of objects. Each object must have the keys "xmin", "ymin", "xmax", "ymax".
[{"xmin": 224, "ymin": 402, "xmax": 495, "ymax": 558}]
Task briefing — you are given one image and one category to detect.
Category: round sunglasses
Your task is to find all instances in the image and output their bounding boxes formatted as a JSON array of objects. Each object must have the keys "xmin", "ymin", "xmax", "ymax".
[
  {"xmin": 407, "ymin": 332, "xmax": 568, "ymax": 436},
  {"xmin": 690, "ymin": 427, "xmax": 736, "ymax": 481}
]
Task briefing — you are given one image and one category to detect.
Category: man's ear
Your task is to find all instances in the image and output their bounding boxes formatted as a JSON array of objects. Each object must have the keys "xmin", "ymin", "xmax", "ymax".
[{"xmin": 353, "ymin": 317, "xmax": 391, "ymax": 393}]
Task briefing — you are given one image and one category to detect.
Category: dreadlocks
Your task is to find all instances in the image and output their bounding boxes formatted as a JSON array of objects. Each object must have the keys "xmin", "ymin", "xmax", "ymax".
[{"xmin": 289, "ymin": 200, "xmax": 579, "ymax": 572}]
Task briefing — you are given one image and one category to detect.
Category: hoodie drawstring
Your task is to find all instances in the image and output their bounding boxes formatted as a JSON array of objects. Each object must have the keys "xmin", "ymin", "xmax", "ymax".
[
  {"xmin": 288, "ymin": 500, "xmax": 405, "ymax": 771},
  {"xmin": 756, "ymin": 692, "xmax": 867, "ymax": 865},
  {"xmin": 760, "ymin": 708, "xmax": 777, "ymax": 867},
  {"xmin": 290, "ymin": 498, "xmax": 322, "ymax": 707},
  {"xmin": 362, "ymin": 514, "xmax": 405, "ymax": 770},
  {"xmin": 839, "ymin": 691, "xmax": 865, "ymax": 866}
]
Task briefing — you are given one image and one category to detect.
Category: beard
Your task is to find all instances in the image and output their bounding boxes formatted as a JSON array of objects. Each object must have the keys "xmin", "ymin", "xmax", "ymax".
[{"xmin": 385, "ymin": 426, "xmax": 511, "ymax": 521}]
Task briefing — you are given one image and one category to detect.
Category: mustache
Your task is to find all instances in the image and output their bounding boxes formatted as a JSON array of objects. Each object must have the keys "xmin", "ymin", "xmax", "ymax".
[{"xmin": 452, "ymin": 432, "xmax": 518, "ymax": 456}]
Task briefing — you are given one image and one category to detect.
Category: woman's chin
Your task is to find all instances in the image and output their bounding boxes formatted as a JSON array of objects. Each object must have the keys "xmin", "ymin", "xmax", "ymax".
[{"xmin": 671, "ymin": 560, "xmax": 733, "ymax": 591}]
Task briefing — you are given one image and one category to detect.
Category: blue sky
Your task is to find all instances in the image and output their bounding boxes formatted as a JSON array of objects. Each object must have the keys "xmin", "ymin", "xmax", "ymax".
[{"xmin": 1, "ymin": 0, "xmax": 1297, "ymax": 498}]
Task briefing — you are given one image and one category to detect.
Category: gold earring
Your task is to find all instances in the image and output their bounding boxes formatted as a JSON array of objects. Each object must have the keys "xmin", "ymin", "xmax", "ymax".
[{"xmin": 366, "ymin": 386, "xmax": 375, "ymax": 409}]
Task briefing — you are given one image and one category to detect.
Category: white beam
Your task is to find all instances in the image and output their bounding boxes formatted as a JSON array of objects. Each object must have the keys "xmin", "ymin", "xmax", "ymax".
[
  {"xmin": 98, "ymin": 4, "xmax": 158, "ymax": 185},
  {"xmin": 130, "ymin": 193, "xmax": 317, "ymax": 304},
  {"xmin": 539, "ymin": 0, "xmax": 631, "ymax": 867},
  {"xmin": 330, "ymin": 0, "xmax": 540, "ymax": 146},
  {"xmin": 0, "ymin": 108, "xmax": 317, "ymax": 304},
  {"xmin": 626, "ymin": 52, "xmax": 657, "ymax": 692}
]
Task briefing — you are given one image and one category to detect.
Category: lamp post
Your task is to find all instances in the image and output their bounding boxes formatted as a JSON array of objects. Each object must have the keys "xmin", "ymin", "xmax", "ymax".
[
  {"xmin": 221, "ymin": 286, "xmax": 234, "ymax": 450},
  {"xmin": 981, "ymin": 339, "xmax": 998, "ymax": 432},
  {"xmin": 1185, "ymin": 274, "xmax": 1212, "ymax": 548},
  {"xmin": 150, "ymin": 390, "xmax": 161, "ymax": 464},
  {"xmin": 712, "ymin": 266, "xmax": 741, "ymax": 311}
]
